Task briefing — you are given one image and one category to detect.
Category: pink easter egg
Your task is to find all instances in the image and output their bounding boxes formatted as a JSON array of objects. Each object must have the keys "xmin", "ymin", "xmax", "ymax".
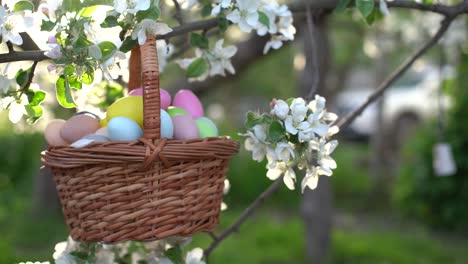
[
  {"xmin": 172, "ymin": 115, "xmax": 199, "ymax": 140},
  {"xmin": 172, "ymin": 89, "xmax": 204, "ymax": 118},
  {"xmin": 128, "ymin": 88, "xmax": 143, "ymax": 96},
  {"xmin": 128, "ymin": 87, "xmax": 172, "ymax": 110}
]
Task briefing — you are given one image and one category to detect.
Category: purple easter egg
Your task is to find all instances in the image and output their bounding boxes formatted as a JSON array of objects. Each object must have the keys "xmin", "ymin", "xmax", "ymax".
[
  {"xmin": 172, "ymin": 114, "xmax": 199, "ymax": 140},
  {"xmin": 129, "ymin": 87, "xmax": 171, "ymax": 110},
  {"xmin": 172, "ymin": 89, "xmax": 204, "ymax": 119}
]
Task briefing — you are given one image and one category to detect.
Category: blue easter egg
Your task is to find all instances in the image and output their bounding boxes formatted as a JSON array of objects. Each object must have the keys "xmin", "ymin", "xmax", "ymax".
[
  {"xmin": 160, "ymin": 109, "xmax": 174, "ymax": 139},
  {"xmin": 108, "ymin": 117, "xmax": 143, "ymax": 141}
]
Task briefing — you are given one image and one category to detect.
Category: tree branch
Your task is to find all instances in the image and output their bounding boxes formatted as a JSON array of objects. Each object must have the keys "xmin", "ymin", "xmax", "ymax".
[
  {"xmin": 336, "ymin": 17, "xmax": 454, "ymax": 129},
  {"xmin": 204, "ymin": 177, "xmax": 284, "ymax": 259},
  {"xmin": 0, "ymin": 50, "xmax": 48, "ymax": 63},
  {"xmin": 171, "ymin": 0, "xmax": 185, "ymax": 25}
]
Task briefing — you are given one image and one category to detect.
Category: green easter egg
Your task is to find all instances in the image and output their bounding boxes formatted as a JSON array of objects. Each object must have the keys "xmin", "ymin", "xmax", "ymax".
[
  {"xmin": 195, "ymin": 117, "xmax": 218, "ymax": 138},
  {"xmin": 167, "ymin": 106, "xmax": 189, "ymax": 117}
]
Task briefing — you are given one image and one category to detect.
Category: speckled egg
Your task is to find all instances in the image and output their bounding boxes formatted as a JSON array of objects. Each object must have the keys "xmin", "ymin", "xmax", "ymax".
[
  {"xmin": 108, "ymin": 117, "xmax": 143, "ymax": 141},
  {"xmin": 172, "ymin": 115, "xmax": 199, "ymax": 140},
  {"xmin": 44, "ymin": 119, "xmax": 68, "ymax": 147},
  {"xmin": 60, "ymin": 115, "xmax": 100, "ymax": 143},
  {"xmin": 128, "ymin": 87, "xmax": 172, "ymax": 110},
  {"xmin": 172, "ymin": 89, "xmax": 204, "ymax": 118},
  {"xmin": 195, "ymin": 117, "xmax": 218, "ymax": 138}
]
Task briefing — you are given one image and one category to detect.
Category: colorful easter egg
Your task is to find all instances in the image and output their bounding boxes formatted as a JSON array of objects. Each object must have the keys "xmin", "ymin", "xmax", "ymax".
[
  {"xmin": 60, "ymin": 114, "xmax": 100, "ymax": 143},
  {"xmin": 195, "ymin": 117, "xmax": 219, "ymax": 138},
  {"xmin": 172, "ymin": 115, "xmax": 199, "ymax": 140},
  {"xmin": 108, "ymin": 117, "xmax": 143, "ymax": 141},
  {"xmin": 70, "ymin": 134, "xmax": 110, "ymax": 148},
  {"xmin": 83, "ymin": 134, "xmax": 111, "ymax": 142},
  {"xmin": 128, "ymin": 88, "xmax": 172, "ymax": 110},
  {"xmin": 160, "ymin": 109, "xmax": 174, "ymax": 138},
  {"xmin": 100, "ymin": 116, "xmax": 108, "ymax": 127},
  {"xmin": 44, "ymin": 119, "xmax": 68, "ymax": 147},
  {"xmin": 167, "ymin": 106, "xmax": 189, "ymax": 117},
  {"xmin": 172, "ymin": 89, "xmax": 204, "ymax": 118},
  {"xmin": 75, "ymin": 111, "xmax": 101, "ymax": 120},
  {"xmin": 107, "ymin": 96, "xmax": 143, "ymax": 126},
  {"xmin": 95, "ymin": 127, "xmax": 110, "ymax": 138}
]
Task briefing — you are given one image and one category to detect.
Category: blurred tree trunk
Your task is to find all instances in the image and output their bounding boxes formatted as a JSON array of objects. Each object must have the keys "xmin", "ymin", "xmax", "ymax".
[{"xmin": 299, "ymin": 11, "xmax": 333, "ymax": 264}]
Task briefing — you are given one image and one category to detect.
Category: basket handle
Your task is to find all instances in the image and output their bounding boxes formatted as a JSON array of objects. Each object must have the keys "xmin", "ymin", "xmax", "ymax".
[{"xmin": 129, "ymin": 36, "xmax": 161, "ymax": 140}]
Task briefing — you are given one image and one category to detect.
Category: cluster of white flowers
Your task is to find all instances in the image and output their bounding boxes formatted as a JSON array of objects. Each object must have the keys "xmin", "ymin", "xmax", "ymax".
[
  {"xmin": 176, "ymin": 39, "xmax": 237, "ymax": 81},
  {"xmin": 51, "ymin": 236, "xmax": 205, "ymax": 264},
  {"xmin": 241, "ymin": 95, "xmax": 339, "ymax": 192},
  {"xmin": 0, "ymin": 4, "xmax": 33, "ymax": 45},
  {"xmin": 212, "ymin": 0, "xmax": 295, "ymax": 54}
]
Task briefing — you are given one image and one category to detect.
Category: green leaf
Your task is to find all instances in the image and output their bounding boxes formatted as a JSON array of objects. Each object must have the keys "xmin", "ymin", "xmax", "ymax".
[
  {"xmin": 82, "ymin": 71, "xmax": 94, "ymax": 85},
  {"xmin": 55, "ymin": 75, "xmax": 76, "ymax": 108},
  {"xmin": 136, "ymin": 6, "xmax": 161, "ymax": 22},
  {"xmin": 70, "ymin": 251, "xmax": 89, "ymax": 260},
  {"xmin": 24, "ymin": 105, "xmax": 43, "ymax": 124},
  {"xmin": 100, "ymin": 15, "xmax": 119, "ymax": 28},
  {"xmin": 98, "ymin": 41, "xmax": 117, "ymax": 62},
  {"xmin": 217, "ymin": 16, "xmax": 230, "ymax": 32},
  {"xmin": 335, "ymin": 0, "xmax": 352, "ymax": 12},
  {"xmin": 245, "ymin": 111, "xmax": 261, "ymax": 129},
  {"xmin": 258, "ymin": 11, "xmax": 269, "ymax": 28},
  {"xmin": 13, "ymin": 1, "xmax": 34, "ymax": 11},
  {"xmin": 69, "ymin": 76, "xmax": 83, "ymax": 90},
  {"xmin": 190, "ymin": 33, "xmax": 209, "ymax": 49},
  {"xmin": 201, "ymin": 5, "xmax": 212, "ymax": 17},
  {"xmin": 120, "ymin": 36, "xmax": 138, "ymax": 53},
  {"xmin": 186, "ymin": 58, "xmax": 209, "ymax": 78},
  {"xmin": 423, "ymin": 0, "xmax": 434, "ymax": 3},
  {"xmin": 62, "ymin": 0, "xmax": 82, "ymax": 12},
  {"xmin": 74, "ymin": 37, "xmax": 92, "ymax": 50},
  {"xmin": 164, "ymin": 247, "xmax": 183, "ymax": 264},
  {"xmin": 365, "ymin": 7, "xmax": 384, "ymax": 25},
  {"xmin": 286, "ymin": 98, "xmax": 295, "ymax": 105},
  {"xmin": 356, "ymin": 0, "xmax": 375, "ymax": 18},
  {"xmin": 15, "ymin": 69, "xmax": 29, "ymax": 88},
  {"xmin": 41, "ymin": 20, "xmax": 56, "ymax": 31},
  {"xmin": 79, "ymin": 5, "xmax": 98, "ymax": 17},
  {"xmin": 27, "ymin": 90, "xmax": 46, "ymax": 106},
  {"xmin": 269, "ymin": 120, "xmax": 285, "ymax": 142}
]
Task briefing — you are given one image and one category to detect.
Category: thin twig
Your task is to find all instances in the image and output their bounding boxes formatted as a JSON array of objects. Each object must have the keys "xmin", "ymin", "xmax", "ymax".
[
  {"xmin": 0, "ymin": 50, "xmax": 48, "ymax": 63},
  {"xmin": 23, "ymin": 61, "xmax": 39, "ymax": 93},
  {"xmin": 172, "ymin": 0, "xmax": 185, "ymax": 25},
  {"xmin": 208, "ymin": 231, "xmax": 218, "ymax": 241},
  {"xmin": 204, "ymin": 177, "xmax": 284, "ymax": 259},
  {"xmin": 305, "ymin": 5, "xmax": 320, "ymax": 101},
  {"xmin": 336, "ymin": 17, "xmax": 454, "ymax": 129},
  {"xmin": 6, "ymin": 41, "xmax": 14, "ymax": 53}
]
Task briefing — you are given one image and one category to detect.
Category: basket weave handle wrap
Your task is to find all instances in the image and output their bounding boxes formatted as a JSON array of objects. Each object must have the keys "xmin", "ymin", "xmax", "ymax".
[{"xmin": 131, "ymin": 36, "xmax": 161, "ymax": 140}]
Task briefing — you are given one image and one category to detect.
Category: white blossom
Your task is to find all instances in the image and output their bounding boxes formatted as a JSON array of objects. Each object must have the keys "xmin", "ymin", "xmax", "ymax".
[
  {"xmin": 270, "ymin": 99, "xmax": 289, "ymax": 120},
  {"xmin": 0, "ymin": 74, "xmax": 12, "ymax": 94},
  {"xmin": 263, "ymin": 34, "xmax": 288, "ymax": 54},
  {"xmin": 101, "ymin": 39, "xmax": 127, "ymax": 80},
  {"xmin": 157, "ymin": 40, "xmax": 175, "ymax": 72},
  {"xmin": 312, "ymin": 139, "xmax": 338, "ymax": 176},
  {"xmin": 209, "ymin": 39, "xmax": 237, "ymax": 76},
  {"xmin": 0, "ymin": 6, "xmax": 30, "ymax": 45},
  {"xmin": 114, "ymin": 0, "xmax": 150, "ymax": 14},
  {"xmin": 186, "ymin": 248, "xmax": 206, "ymax": 264},
  {"xmin": 290, "ymin": 98, "xmax": 308, "ymax": 123},
  {"xmin": 45, "ymin": 36, "xmax": 63, "ymax": 59},
  {"xmin": 226, "ymin": 0, "xmax": 259, "ymax": 33},
  {"xmin": 301, "ymin": 166, "xmax": 319, "ymax": 192},
  {"xmin": 275, "ymin": 141, "xmax": 295, "ymax": 163},
  {"xmin": 244, "ymin": 125, "xmax": 268, "ymax": 162},
  {"xmin": 132, "ymin": 19, "xmax": 172, "ymax": 45},
  {"xmin": 379, "ymin": 0, "xmax": 390, "ymax": 16},
  {"xmin": 211, "ymin": 0, "xmax": 232, "ymax": 16}
]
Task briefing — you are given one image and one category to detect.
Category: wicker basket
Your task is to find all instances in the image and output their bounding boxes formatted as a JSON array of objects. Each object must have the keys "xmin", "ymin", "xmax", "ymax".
[{"xmin": 41, "ymin": 36, "xmax": 239, "ymax": 244}]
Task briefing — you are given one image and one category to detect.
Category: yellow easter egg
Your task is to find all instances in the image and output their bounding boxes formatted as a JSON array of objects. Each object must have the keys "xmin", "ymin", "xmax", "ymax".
[
  {"xmin": 106, "ymin": 96, "xmax": 143, "ymax": 126},
  {"xmin": 100, "ymin": 116, "xmax": 108, "ymax": 127}
]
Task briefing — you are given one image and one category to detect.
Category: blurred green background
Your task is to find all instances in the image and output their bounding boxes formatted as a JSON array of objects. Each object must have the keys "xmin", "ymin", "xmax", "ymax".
[{"xmin": 2, "ymin": 8, "xmax": 468, "ymax": 264}]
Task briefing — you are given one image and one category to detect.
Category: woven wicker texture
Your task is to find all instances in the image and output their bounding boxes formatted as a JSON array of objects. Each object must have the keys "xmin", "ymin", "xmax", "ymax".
[{"xmin": 41, "ymin": 36, "xmax": 239, "ymax": 243}]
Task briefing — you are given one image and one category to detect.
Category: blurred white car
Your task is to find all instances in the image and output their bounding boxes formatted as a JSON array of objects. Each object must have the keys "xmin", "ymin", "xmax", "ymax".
[{"xmin": 336, "ymin": 67, "xmax": 451, "ymax": 142}]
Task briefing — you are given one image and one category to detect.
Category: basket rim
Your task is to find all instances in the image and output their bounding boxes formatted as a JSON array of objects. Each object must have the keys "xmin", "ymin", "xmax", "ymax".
[{"xmin": 42, "ymin": 136, "xmax": 239, "ymax": 169}]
